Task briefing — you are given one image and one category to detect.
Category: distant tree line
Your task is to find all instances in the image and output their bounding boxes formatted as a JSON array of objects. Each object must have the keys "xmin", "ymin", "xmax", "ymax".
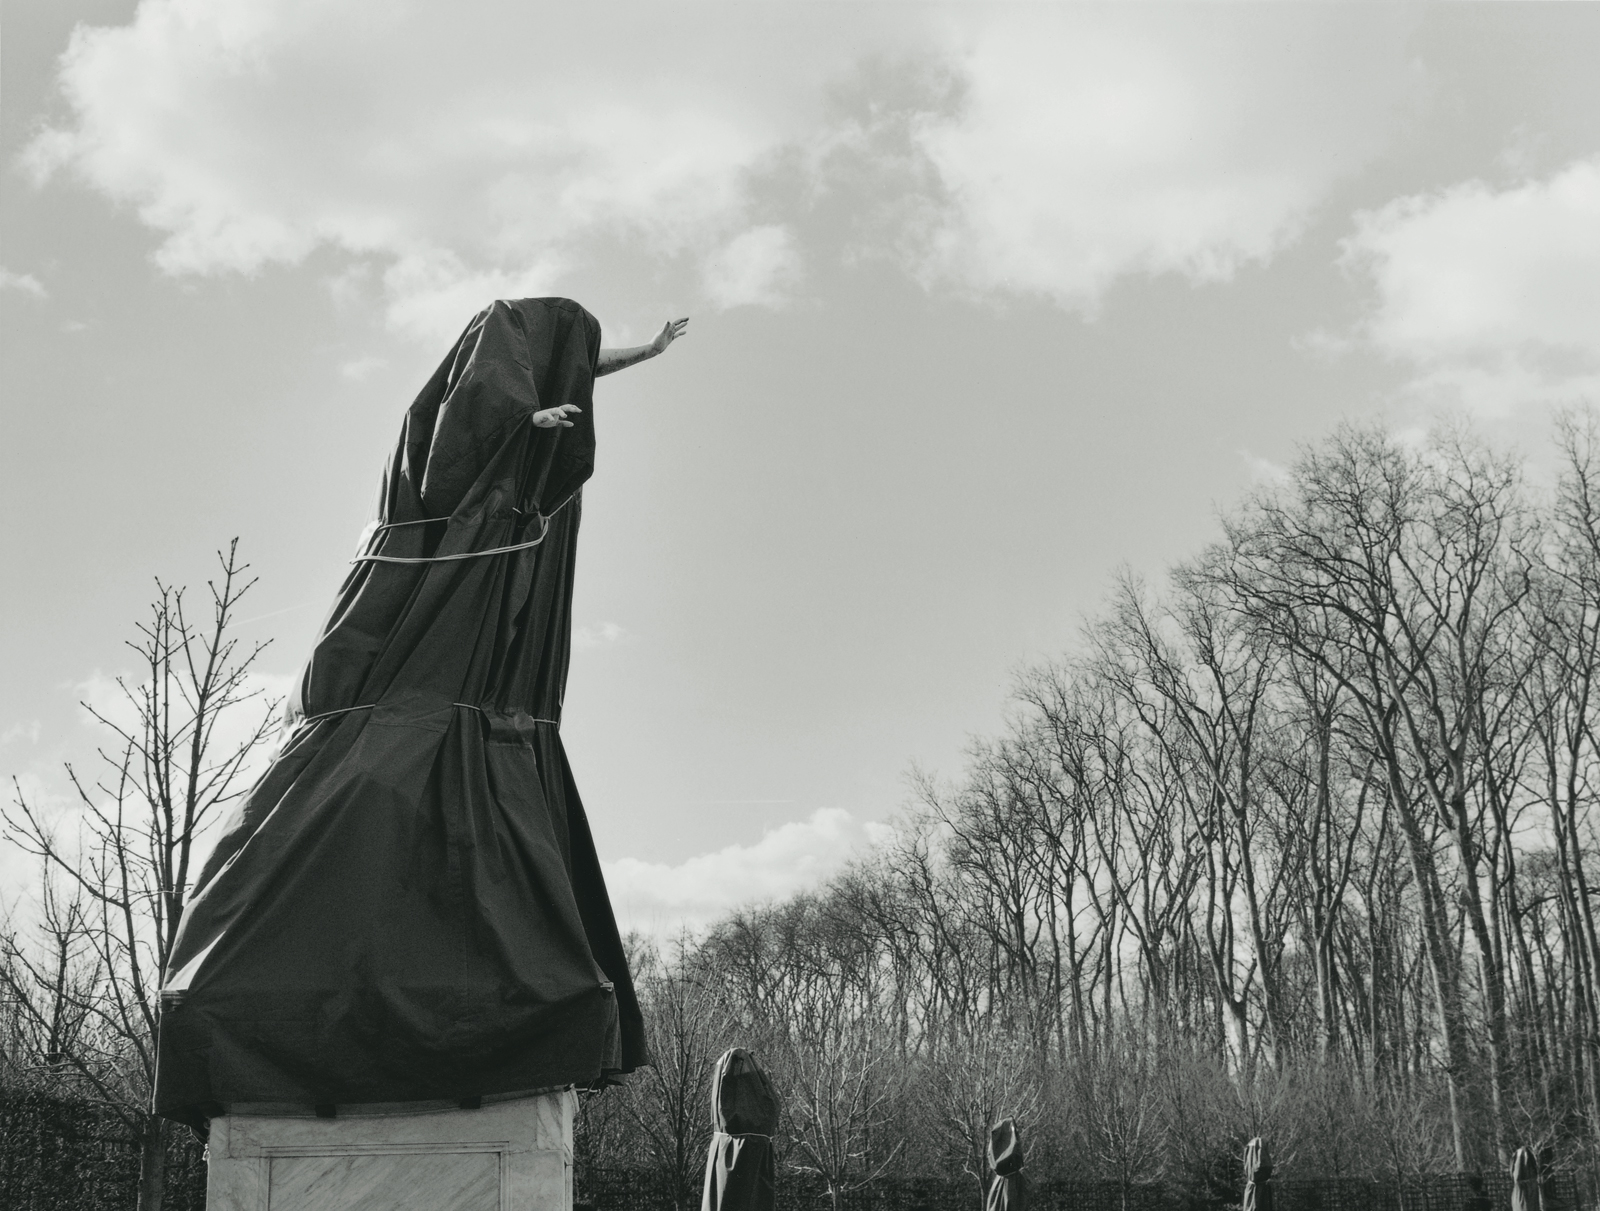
[{"xmin": 583, "ymin": 418, "xmax": 1600, "ymax": 1206}]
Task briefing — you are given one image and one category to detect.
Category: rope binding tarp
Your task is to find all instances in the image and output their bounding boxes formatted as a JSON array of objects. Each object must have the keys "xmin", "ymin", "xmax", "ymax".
[{"xmin": 351, "ymin": 509, "xmax": 554, "ymax": 565}]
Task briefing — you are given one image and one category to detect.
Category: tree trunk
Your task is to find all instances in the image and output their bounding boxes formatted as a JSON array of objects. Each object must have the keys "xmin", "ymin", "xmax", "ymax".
[
  {"xmin": 1380, "ymin": 749, "xmax": 1472, "ymax": 1167},
  {"xmin": 1444, "ymin": 781, "xmax": 1512, "ymax": 1165},
  {"xmin": 137, "ymin": 1114, "xmax": 168, "ymax": 1211}
]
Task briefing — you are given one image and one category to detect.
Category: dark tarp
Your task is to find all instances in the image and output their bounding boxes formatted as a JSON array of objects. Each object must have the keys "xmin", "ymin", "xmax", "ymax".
[
  {"xmin": 153, "ymin": 297, "xmax": 646, "ymax": 1130},
  {"xmin": 1512, "ymin": 1147, "xmax": 1542, "ymax": 1211},
  {"xmin": 702, "ymin": 1048, "xmax": 780, "ymax": 1211},
  {"xmin": 1538, "ymin": 1148, "xmax": 1561, "ymax": 1211},
  {"xmin": 986, "ymin": 1118, "xmax": 1025, "ymax": 1211},
  {"xmin": 1242, "ymin": 1138, "xmax": 1273, "ymax": 1211}
]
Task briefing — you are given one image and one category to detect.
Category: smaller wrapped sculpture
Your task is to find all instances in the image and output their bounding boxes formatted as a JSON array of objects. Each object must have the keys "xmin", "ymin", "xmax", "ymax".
[
  {"xmin": 1511, "ymin": 1145, "xmax": 1542, "ymax": 1211},
  {"xmin": 987, "ymin": 1118, "xmax": 1026, "ymax": 1211},
  {"xmin": 1243, "ymin": 1137, "xmax": 1274, "ymax": 1211},
  {"xmin": 702, "ymin": 1048, "xmax": 781, "ymax": 1211}
]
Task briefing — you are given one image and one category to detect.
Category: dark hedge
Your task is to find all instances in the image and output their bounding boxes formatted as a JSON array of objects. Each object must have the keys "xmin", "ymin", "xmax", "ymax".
[{"xmin": 2, "ymin": 1092, "xmax": 1575, "ymax": 1211}]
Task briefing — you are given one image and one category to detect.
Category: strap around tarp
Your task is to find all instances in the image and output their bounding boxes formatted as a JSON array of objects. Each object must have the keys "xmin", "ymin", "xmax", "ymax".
[
  {"xmin": 353, "ymin": 512, "xmax": 551, "ymax": 565},
  {"xmin": 297, "ymin": 703, "xmax": 560, "ymax": 728},
  {"xmin": 352, "ymin": 497, "xmax": 576, "ymax": 566}
]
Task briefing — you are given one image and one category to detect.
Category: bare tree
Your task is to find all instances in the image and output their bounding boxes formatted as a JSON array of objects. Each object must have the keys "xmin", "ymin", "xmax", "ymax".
[
  {"xmin": 1203, "ymin": 427, "xmax": 1531, "ymax": 1164},
  {"xmin": 1, "ymin": 542, "xmax": 277, "ymax": 1211},
  {"xmin": 619, "ymin": 939, "xmax": 730, "ymax": 1211},
  {"xmin": 1074, "ymin": 1036, "xmax": 1167, "ymax": 1211},
  {"xmin": 1093, "ymin": 573, "xmax": 1288, "ymax": 1071},
  {"xmin": 929, "ymin": 1026, "xmax": 1042, "ymax": 1206},
  {"xmin": 785, "ymin": 1022, "xmax": 905, "ymax": 1211},
  {"xmin": 0, "ymin": 866, "xmax": 100, "ymax": 1077}
]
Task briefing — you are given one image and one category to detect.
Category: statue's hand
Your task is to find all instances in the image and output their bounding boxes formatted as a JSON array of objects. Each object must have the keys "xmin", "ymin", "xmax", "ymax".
[
  {"xmin": 595, "ymin": 318, "xmax": 689, "ymax": 377},
  {"xmin": 533, "ymin": 404, "xmax": 582, "ymax": 429},
  {"xmin": 649, "ymin": 317, "xmax": 690, "ymax": 355}
]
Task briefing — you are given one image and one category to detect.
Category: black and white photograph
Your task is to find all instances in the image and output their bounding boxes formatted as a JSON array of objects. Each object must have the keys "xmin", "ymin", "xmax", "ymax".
[{"xmin": 4, "ymin": 4, "xmax": 1600, "ymax": 1210}]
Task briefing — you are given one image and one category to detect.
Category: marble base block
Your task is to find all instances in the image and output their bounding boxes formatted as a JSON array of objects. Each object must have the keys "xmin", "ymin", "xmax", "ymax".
[{"xmin": 205, "ymin": 1091, "xmax": 574, "ymax": 1211}]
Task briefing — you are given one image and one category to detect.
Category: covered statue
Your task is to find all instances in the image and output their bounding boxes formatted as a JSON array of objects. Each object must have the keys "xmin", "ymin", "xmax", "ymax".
[
  {"xmin": 702, "ymin": 1047, "xmax": 780, "ymax": 1211},
  {"xmin": 1242, "ymin": 1137, "xmax": 1274, "ymax": 1211},
  {"xmin": 153, "ymin": 298, "xmax": 685, "ymax": 1129},
  {"xmin": 986, "ymin": 1118, "xmax": 1026, "ymax": 1211},
  {"xmin": 1512, "ymin": 1146, "xmax": 1542, "ymax": 1211}
]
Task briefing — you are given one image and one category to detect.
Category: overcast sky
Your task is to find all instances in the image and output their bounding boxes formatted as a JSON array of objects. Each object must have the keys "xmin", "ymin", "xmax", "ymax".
[{"xmin": 5, "ymin": 1, "xmax": 1600, "ymax": 936}]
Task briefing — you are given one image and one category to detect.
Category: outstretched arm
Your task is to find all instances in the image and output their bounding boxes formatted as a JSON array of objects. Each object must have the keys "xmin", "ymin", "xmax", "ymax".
[
  {"xmin": 595, "ymin": 317, "xmax": 689, "ymax": 377},
  {"xmin": 533, "ymin": 317, "xmax": 690, "ymax": 427}
]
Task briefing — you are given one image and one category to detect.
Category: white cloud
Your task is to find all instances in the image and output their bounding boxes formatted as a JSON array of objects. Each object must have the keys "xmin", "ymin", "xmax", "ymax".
[
  {"xmin": 0, "ymin": 720, "xmax": 42, "ymax": 746},
  {"xmin": 74, "ymin": 666, "xmax": 292, "ymax": 792},
  {"xmin": 703, "ymin": 225, "xmax": 802, "ymax": 310},
  {"xmin": 1344, "ymin": 157, "xmax": 1600, "ymax": 415},
  {"xmin": 1, "ymin": 267, "xmax": 47, "ymax": 297},
  {"xmin": 573, "ymin": 621, "xmax": 633, "ymax": 650},
  {"xmin": 24, "ymin": 2, "xmax": 1416, "ymax": 333},
  {"xmin": 73, "ymin": 669, "xmax": 138, "ymax": 732},
  {"xmin": 908, "ymin": 8, "xmax": 1417, "ymax": 310},
  {"xmin": 1239, "ymin": 450, "xmax": 1291, "ymax": 486},
  {"xmin": 24, "ymin": 0, "xmax": 863, "ymax": 339},
  {"xmin": 338, "ymin": 355, "xmax": 387, "ymax": 382},
  {"xmin": 604, "ymin": 807, "xmax": 892, "ymax": 939},
  {"xmin": 379, "ymin": 252, "xmax": 567, "ymax": 343}
]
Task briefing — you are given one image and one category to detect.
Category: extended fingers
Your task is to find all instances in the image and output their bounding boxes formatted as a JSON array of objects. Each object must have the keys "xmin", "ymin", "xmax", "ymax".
[{"xmin": 533, "ymin": 404, "xmax": 582, "ymax": 428}]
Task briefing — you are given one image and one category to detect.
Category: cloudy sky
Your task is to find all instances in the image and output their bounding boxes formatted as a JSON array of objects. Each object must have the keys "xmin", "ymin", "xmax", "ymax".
[{"xmin": 5, "ymin": 2, "xmax": 1600, "ymax": 935}]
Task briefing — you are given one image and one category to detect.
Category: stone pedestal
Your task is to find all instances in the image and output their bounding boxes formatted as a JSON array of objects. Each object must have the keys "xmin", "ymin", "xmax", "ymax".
[{"xmin": 205, "ymin": 1091, "xmax": 574, "ymax": 1211}]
